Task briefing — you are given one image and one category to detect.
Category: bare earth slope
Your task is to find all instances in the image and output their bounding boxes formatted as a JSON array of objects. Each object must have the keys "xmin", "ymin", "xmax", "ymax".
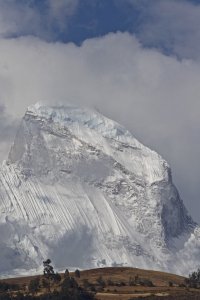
[
  {"xmin": 3, "ymin": 267, "xmax": 200, "ymax": 299},
  {"xmin": 0, "ymin": 103, "xmax": 199, "ymax": 276}
]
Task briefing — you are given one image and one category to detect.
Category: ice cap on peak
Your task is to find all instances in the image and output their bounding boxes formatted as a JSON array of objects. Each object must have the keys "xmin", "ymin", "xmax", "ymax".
[
  {"xmin": 27, "ymin": 101, "xmax": 77, "ymax": 113},
  {"xmin": 25, "ymin": 102, "xmax": 142, "ymax": 147},
  {"xmin": 27, "ymin": 101, "xmax": 44, "ymax": 112}
]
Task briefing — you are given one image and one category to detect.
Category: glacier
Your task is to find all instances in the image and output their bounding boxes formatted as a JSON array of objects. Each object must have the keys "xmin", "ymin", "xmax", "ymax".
[{"xmin": 0, "ymin": 102, "xmax": 199, "ymax": 277}]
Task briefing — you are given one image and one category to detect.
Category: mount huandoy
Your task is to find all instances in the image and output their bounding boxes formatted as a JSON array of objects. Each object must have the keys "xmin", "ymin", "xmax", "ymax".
[{"xmin": 0, "ymin": 103, "xmax": 199, "ymax": 276}]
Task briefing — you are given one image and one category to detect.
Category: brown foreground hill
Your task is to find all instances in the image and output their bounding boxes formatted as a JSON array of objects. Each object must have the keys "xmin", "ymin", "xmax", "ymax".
[{"xmin": 1, "ymin": 267, "xmax": 200, "ymax": 299}]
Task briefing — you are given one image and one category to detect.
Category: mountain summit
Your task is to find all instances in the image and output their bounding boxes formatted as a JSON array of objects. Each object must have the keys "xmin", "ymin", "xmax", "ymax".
[{"xmin": 0, "ymin": 103, "xmax": 199, "ymax": 276}]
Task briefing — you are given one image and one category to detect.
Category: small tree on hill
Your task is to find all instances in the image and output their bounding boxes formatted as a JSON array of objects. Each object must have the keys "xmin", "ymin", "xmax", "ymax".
[
  {"xmin": 64, "ymin": 269, "xmax": 70, "ymax": 278},
  {"xmin": 43, "ymin": 258, "xmax": 58, "ymax": 293},
  {"xmin": 107, "ymin": 279, "xmax": 114, "ymax": 286},
  {"xmin": 75, "ymin": 269, "xmax": 80, "ymax": 278},
  {"xmin": 53, "ymin": 273, "xmax": 61, "ymax": 283},
  {"xmin": 42, "ymin": 278, "xmax": 50, "ymax": 293},
  {"xmin": 83, "ymin": 279, "xmax": 90, "ymax": 289},
  {"xmin": 43, "ymin": 259, "xmax": 55, "ymax": 278},
  {"xmin": 96, "ymin": 276, "xmax": 106, "ymax": 288},
  {"xmin": 186, "ymin": 268, "xmax": 200, "ymax": 288},
  {"xmin": 169, "ymin": 281, "xmax": 173, "ymax": 287},
  {"xmin": 28, "ymin": 277, "xmax": 40, "ymax": 295},
  {"xmin": 128, "ymin": 277, "xmax": 135, "ymax": 286},
  {"xmin": 61, "ymin": 276, "xmax": 78, "ymax": 293}
]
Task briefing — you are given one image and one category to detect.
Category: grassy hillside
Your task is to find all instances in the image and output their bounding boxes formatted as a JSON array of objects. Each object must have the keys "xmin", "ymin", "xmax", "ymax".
[{"xmin": 1, "ymin": 267, "xmax": 200, "ymax": 299}]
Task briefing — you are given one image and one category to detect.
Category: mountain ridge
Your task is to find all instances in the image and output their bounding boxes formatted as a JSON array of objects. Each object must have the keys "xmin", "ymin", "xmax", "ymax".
[{"xmin": 0, "ymin": 103, "xmax": 198, "ymax": 277}]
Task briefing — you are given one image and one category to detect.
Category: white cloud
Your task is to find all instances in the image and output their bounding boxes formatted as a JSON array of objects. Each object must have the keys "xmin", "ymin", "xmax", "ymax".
[
  {"xmin": 0, "ymin": 0, "xmax": 79, "ymax": 39},
  {"xmin": 0, "ymin": 32, "xmax": 199, "ymax": 222},
  {"xmin": 0, "ymin": 0, "xmax": 200, "ymax": 60},
  {"xmin": 127, "ymin": 0, "xmax": 200, "ymax": 60},
  {"xmin": 0, "ymin": 104, "xmax": 18, "ymax": 160},
  {"xmin": 0, "ymin": 1, "xmax": 37, "ymax": 37},
  {"xmin": 48, "ymin": 0, "xmax": 79, "ymax": 22}
]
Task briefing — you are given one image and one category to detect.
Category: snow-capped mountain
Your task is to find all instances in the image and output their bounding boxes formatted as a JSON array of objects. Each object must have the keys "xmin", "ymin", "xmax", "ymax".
[{"xmin": 0, "ymin": 103, "xmax": 199, "ymax": 276}]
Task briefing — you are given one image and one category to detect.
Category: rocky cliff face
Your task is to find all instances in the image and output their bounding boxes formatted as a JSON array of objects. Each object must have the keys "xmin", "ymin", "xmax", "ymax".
[{"xmin": 0, "ymin": 103, "xmax": 198, "ymax": 276}]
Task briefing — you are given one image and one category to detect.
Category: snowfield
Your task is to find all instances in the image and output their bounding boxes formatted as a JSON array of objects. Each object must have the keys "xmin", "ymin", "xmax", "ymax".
[{"xmin": 0, "ymin": 103, "xmax": 199, "ymax": 277}]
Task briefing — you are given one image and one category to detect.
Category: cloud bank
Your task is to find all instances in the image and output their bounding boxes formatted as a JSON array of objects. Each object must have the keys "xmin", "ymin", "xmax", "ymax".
[
  {"xmin": 132, "ymin": 0, "xmax": 200, "ymax": 60},
  {"xmin": 0, "ymin": 0, "xmax": 79, "ymax": 40},
  {"xmin": 0, "ymin": 104, "xmax": 18, "ymax": 161},
  {"xmin": 1, "ymin": 0, "xmax": 200, "ymax": 60},
  {"xmin": 0, "ymin": 32, "xmax": 199, "ymax": 221}
]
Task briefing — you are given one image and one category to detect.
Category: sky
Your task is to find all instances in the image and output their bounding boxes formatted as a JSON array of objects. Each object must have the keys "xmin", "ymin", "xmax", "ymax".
[{"xmin": 0, "ymin": 0, "xmax": 200, "ymax": 221}]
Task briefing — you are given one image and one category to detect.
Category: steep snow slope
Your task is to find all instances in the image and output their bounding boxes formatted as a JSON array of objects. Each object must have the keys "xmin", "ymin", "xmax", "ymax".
[{"xmin": 0, "ymin": 103, "xmax": 199, "ymax": 276}]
